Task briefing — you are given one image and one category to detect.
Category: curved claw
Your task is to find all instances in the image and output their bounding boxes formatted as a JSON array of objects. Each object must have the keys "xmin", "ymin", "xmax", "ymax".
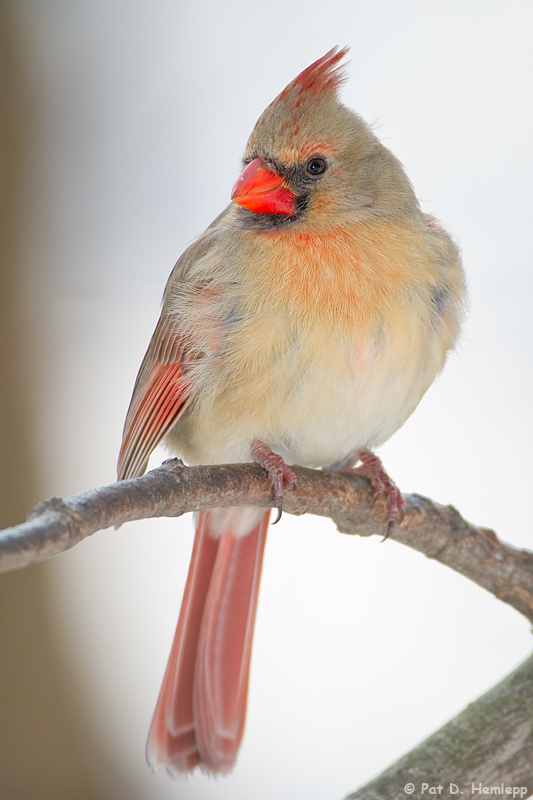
[
  {"xmin": 250, "ymin": 441, "xmax": 297, "ymax": 520},
  {"xmin": 347, "ymin": 449, "xmax": 405, "ymax": 540},
  {"xmin": 381, "ymin": 519, "xmax": 396, "ymax": 542},
  {"xmin": 272, "ymin": 506, "xmax": 283, "ymax": 525}
]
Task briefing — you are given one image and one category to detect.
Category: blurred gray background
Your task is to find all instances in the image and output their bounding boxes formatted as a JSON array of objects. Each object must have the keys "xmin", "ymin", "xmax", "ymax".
[{"xmin": 1, "ymin": 1, "xmax": 532, "ymax": 798}]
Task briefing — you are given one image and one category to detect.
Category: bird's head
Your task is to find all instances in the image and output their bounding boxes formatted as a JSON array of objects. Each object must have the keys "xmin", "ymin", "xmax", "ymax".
[{"xmin": 231, "ymin": 47, "xmax": 418, "ymax": 231}]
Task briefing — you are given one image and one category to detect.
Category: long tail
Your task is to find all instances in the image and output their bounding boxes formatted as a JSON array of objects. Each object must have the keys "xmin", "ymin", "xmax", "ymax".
[{"xmin": 146, "ymin": 507, "xmax": 270, "ymax": 775}]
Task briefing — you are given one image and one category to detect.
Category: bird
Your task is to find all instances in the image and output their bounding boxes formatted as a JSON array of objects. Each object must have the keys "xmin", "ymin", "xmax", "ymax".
[{"xmin": 117, "ymin": 47, "xmax": 466, "ymax": 777}]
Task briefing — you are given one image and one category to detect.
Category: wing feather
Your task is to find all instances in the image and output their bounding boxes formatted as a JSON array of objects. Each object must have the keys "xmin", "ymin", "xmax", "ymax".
[{"xmin": 117, "ymin": 229, "xmax": 221, "ymax": 481}]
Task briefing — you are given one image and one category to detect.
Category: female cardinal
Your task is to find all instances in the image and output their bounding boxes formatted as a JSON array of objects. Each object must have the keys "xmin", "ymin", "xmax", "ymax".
[{"xmin": 117, "ymin": 47, "xmax": 466, "ymax": 776}]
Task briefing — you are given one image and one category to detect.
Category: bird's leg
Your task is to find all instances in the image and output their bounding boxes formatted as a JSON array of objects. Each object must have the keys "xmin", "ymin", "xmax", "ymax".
[
  {"xmin": 347, "ymin": 449, "xmax": 406, "ymax": 539},
  {"xmin": 250, "ymin": 441, "xmax": 298, "ymax": 523}
]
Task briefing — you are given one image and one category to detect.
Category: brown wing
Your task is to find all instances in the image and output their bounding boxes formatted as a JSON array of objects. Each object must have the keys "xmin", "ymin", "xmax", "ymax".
[{"xmin": 117, "ymin": 228, "xmax": 221, "ymax": 481}]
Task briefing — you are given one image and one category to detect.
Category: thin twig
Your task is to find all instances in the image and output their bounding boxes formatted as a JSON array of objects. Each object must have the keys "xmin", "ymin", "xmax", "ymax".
[{"xmin": 1, "ymin": 459, "xmax": 533, "ymax": 624}]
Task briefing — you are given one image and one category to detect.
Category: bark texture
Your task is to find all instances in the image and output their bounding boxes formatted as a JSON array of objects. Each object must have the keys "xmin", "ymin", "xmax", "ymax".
[
  {"xmin": 1, "ymin": 459, "xmax": 533, "ymax": 625},
  {"xmin": 345, "ymin": 651, "xmax": 533, "ymax": 799},
  {"xmin": 1, "ymin": 459, "xmax": 533, "ymax": 799}
]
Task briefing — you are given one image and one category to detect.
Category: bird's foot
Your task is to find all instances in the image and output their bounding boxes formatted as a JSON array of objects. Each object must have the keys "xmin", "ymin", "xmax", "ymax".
[
  {"xmin": 251, "ymin": 441, "xmax": 297, "ymax": 523},
  {"xmin": 347, "ymin": 449, "xmax": 406, "ymax": 539}
]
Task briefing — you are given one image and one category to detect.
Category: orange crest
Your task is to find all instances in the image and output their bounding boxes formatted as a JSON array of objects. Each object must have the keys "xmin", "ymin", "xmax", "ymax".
[{"xmin": 277, "ymin": 46, "xmax": 349, "ymax": 109}]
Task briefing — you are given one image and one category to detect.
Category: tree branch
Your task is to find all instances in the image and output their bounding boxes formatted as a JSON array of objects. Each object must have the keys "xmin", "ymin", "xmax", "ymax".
[
  {"xmin": 345, "ymin": 651, "xmax": 533, "ymax": 799},
  {"xmin": 2, "ymin": 459, "xmax": 533, "ymax": 796},
  {"xmin": 1, "ymin": 458, "xmax": 533, "ymax": 625}
]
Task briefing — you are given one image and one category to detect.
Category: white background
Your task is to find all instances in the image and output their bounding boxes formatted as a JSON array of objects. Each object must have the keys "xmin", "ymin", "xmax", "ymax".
[{"xmin": 12, "ymin": 2, "xmax": 533, "ymax": 798}]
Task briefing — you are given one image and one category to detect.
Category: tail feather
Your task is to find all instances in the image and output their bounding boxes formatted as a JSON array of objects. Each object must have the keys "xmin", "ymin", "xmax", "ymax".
[{"xmin": 147, "ymin": 508, "xmax": 270, "ymax": 775}]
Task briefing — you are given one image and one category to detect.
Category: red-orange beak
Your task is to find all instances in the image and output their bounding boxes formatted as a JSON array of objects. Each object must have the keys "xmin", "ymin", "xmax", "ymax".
[{"xmin": 231, "ymin": 158, "xmax": 297, "ymax": 216}]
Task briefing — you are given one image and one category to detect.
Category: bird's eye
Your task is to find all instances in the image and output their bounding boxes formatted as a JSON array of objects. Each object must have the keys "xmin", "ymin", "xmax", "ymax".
[{"xmin": 306, "ymin": 157, "xmax": 327, "ymax": 176}]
